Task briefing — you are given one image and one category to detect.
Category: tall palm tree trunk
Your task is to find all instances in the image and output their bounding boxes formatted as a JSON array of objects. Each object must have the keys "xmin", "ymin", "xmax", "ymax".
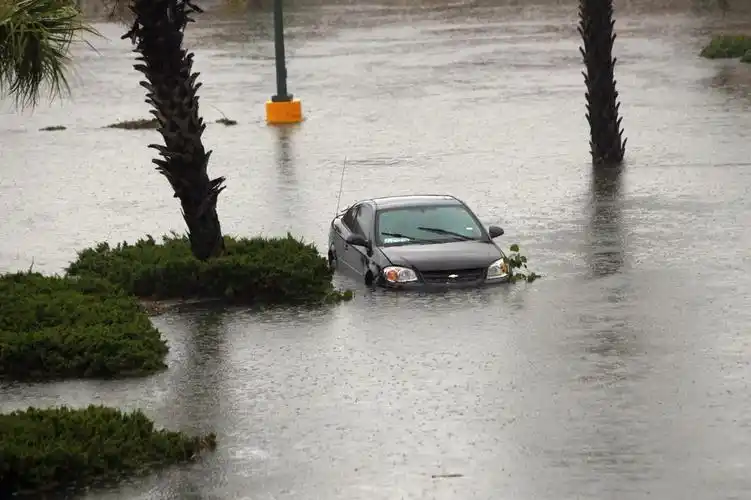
[
  {"xmin": 123, "ymin": 0, "xmax": 226, "ymax": 260},
  {"xmin": 578, "ymin": 0, "xmax": 626, "ymax": 165}
]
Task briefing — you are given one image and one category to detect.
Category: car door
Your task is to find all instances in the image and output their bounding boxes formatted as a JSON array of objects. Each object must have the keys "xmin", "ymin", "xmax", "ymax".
[
  {"xmin": 350, "ymin": 203, "xmax": 375, "ymax": 275},
  {"xmin": 333, "ymin": 204, "xmax": 362, "ymax": 277},
  {"xmin": 331, "ymin": 205, "xmax": 353, "ymax": 257}
]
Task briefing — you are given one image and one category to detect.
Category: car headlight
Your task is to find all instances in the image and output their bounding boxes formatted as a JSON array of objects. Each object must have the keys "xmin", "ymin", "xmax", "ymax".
[
  {"xmin": 383, "ymin": 266, "xmax": 418, "ymax": 283},
  {"xmin": 486, "ymin": 258, "xmax": 509, "ymax": 280}
]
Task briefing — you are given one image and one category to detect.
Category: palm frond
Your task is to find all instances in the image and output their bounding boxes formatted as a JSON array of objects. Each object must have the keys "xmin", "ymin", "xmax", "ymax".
[{"xmin": 0, "ymin": 0, "xmax": 100, "ymax": 109}]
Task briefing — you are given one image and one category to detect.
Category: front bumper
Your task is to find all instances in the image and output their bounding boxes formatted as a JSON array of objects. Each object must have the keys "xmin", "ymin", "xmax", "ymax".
[{"xmin": 377, "ymin": 274, "xmax": 510, "ymax": 290}]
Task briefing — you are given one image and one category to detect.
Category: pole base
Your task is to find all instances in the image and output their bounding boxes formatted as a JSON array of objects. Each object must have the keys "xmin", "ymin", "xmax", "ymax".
[{"xmin": 265, "ymin": 99, "xmax": 303, "ymax": 124}]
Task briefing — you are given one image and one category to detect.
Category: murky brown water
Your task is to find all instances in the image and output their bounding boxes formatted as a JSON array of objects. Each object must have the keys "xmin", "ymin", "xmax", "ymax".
[{"xmin": 2, "ymin": 1, "xmax": 751, "ymax": 499}]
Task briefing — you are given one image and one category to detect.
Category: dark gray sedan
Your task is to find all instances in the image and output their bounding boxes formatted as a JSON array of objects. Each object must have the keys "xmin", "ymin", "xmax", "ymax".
[{"xmin": 327, "ymin": 194, "xmax": 510, "ymax": 288}]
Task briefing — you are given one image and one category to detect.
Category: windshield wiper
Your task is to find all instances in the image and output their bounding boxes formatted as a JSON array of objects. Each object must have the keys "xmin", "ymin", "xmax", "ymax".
[
  {"xmin": 417, "ymin": 226, "xmax": 475, "ymax": 241},
  {"xmin": 381, "ymin": 232, "xmax": 432, "ymax": 243}
]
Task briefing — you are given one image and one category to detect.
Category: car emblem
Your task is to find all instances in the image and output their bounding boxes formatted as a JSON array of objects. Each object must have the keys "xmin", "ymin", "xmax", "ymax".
[{"xmin": 448, "ymin": 274, "xmax": 458, "ymax": 279}]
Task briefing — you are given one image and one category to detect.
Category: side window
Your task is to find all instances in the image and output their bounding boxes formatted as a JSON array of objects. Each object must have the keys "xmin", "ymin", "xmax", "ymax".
[
  {"xmin": 355, "ymin": 204, "xmax": 373, "ymax": 238},
  {"xmin": 342, "ymin": 205, "xmax": 359, "ymax": 232}
]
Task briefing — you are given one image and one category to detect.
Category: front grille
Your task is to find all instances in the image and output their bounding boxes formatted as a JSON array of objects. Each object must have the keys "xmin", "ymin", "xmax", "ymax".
[{"xmin": 420, "ymin": 268, "xmax": 486, "ymax": 284}]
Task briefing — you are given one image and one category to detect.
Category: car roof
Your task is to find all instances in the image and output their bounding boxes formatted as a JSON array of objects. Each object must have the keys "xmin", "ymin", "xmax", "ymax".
[{"xmin": 365, "ymin": 194, "xmax": 464, "ymax": 210}]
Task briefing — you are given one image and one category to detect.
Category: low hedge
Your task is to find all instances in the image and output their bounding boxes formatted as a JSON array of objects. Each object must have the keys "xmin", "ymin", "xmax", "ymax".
[
  {"xmin": 0, "ymin": 272, "xmax": 168, "ymax": 381},
  {"xmin": 0, "ymin": 405, "xmax": 216, "ymax": 496},
  {"xmin": 66, "ymin": 233, "xmax": 352, "ymax": 305},
  {"xmin": 700, "ymin": 34, "xmax": 751, "ymax": 61}
]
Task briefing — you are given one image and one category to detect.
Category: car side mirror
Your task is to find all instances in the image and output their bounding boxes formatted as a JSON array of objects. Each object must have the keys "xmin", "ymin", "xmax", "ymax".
[
  {"xmin": 346, "ymin": 234, "xmax": 369, "ymax": 247},
  {"xmin": 488, "ymin": 225, "xmax": 504, "ymax": 239}
]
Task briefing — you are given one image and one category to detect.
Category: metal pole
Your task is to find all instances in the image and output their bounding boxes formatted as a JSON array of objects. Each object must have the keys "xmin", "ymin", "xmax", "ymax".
[{"xmin": 272, "ymin": 0, "xmax": 292, "ymax": 102}]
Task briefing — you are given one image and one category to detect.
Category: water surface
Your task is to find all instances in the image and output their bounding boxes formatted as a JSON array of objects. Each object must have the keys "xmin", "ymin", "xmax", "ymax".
[{"xmin": 1, "ymin": 2, "xmax": 751, "ymax": 499}]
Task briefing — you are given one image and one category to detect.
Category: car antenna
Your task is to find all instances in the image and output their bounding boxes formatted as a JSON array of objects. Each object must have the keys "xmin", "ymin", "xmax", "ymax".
[{"xmin": 334, "ymin": 156, "xmax": 347, "ymax": 217}]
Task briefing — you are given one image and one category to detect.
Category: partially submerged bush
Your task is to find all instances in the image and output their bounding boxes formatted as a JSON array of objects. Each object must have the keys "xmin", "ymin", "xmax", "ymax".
[
  {"xmin": 105, "ymin": 117, "xmax": 237, "ymax": 129},
  {"xmin": 504, "ymin": 244, "xmax": 540, "ymax": 283},
  {"xmin": 67, "ymin": 233, "xmax": 352, "ymax": 305},
  {"xmin": 0, "ymin": 405, "xmax": 216, "ymax": 496},
  {"xmin": 106, "ymin": 118, "xmax": 159, "ymax": 130},
  {"xmin": 700, "ymin": 34, "xmax": 751, "ymax": 60},
  {"xmin": 0, "ymin": 272, "xmax": 168, "ymax": 381}
]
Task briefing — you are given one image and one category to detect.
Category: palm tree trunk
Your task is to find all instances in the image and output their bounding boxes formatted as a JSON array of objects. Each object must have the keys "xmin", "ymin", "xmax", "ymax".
[
  {"xmin": 123, "ymin": 0, "xmax": 226, "ymax": 260},
  {"xmin": 578, "ymin": 0, "xmax": 626, "ymax": 166}
]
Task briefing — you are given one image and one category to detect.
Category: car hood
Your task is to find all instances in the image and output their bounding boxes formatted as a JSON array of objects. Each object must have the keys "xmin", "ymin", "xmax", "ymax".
[{"xmin": 380, "ymin": 240, "xmax": 502, "ymax": 271}]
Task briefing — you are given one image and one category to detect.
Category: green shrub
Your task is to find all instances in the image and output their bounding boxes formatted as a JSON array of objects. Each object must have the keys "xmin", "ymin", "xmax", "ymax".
[
  {"xmin": 700, "ymin": 34, "xmax": 751, "ymax": 60},
  {"xmin": 504, "ymin": 244, "xmax": 541, "ymax": 283},
  {"xmin": 0, "ymin": 405, "xmax": 216, "ymax": 496},
  {"xmin": 66, "ymin": 233, "xmax": 352, "ymax": 305},
  {"xmin": 0, "ymin": 272, "xmax": 168, "ymax": 381},
  {"xmin": 742, "ymin": 49, "xmax": 751, "ymax": 63}
]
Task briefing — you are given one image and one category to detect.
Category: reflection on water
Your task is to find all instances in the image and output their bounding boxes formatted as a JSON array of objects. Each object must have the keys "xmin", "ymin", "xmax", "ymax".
[
  {"xmin": 273, "ymin": 125, "xmax": 304, "ymax": 231},
  {"xmin": 164, "ymin": 307, "xmax": 229, "ymax": 498},
  {"xmin": 582, "ymin": 165, "xmax": 636, "ymax": 382},
  {"xmin": 165, "ymin": 307, "xmax": 228, "ymax": 434},
  {"xmin": 706, "ymin": 63, "xmax": 751, "ymax": 103},
  {"xmin": 586, "ymin": 165, "xmax": 625, "ymax": 278}
]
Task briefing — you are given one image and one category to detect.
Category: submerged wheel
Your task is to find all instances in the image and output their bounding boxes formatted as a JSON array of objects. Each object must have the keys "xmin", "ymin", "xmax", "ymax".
[{"xmin": 327, "ymin": 249, "xmax": 337, "ymax": 270}]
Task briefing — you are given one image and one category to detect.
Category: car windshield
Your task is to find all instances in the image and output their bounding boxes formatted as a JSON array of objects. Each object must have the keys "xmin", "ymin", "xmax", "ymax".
[{"xmin": 375, "ymin": 204, "xmax": 485, "ymax": 247}]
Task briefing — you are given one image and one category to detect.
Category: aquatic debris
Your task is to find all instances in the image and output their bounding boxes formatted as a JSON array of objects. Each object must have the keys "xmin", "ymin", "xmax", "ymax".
[
  {"xmin": 207, "ymin": 103, "xmax": 238, "ymax": 126},
  {"xmin": 39, "ymin": 125, "xmax": 66, "ymax": 131},
  {"xmin": 106, "ymin": 118, "xmax": 159, "ymax": 130}
]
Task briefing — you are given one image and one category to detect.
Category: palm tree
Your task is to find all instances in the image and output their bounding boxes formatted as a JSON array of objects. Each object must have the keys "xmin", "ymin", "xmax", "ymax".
[
  {"xmin": 0, "ymin": 0, "xmax": 96, "ymax": 109},
  {"xmin": 578, "ymin": 0, "xmax": 626, "ymax": 166},
  {"xmin": 123, "ymin": 0, "xmax": 226, "ymax": 261}
]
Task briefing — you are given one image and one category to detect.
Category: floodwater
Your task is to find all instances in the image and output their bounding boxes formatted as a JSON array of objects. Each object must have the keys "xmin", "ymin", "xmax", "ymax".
[{"xmin": 2, "ymin": 1, "xmax": 751, "ymax": 498}]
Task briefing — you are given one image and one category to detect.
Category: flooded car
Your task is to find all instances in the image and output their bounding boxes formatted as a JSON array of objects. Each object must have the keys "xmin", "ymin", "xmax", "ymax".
[{"xmin": 327, "ymin": 194, "xmax": 510, "ymax": 288}]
